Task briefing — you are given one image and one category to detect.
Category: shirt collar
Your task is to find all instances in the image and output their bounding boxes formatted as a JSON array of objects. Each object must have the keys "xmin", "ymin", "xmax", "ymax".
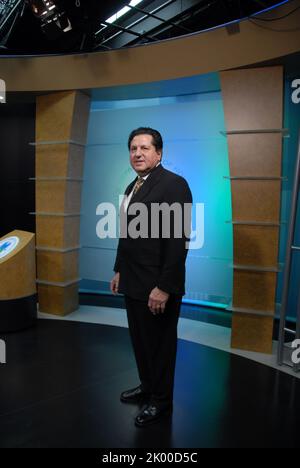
[{"xmin": 140, "ymin": 162, "xmax": 161, "ymax": 181}]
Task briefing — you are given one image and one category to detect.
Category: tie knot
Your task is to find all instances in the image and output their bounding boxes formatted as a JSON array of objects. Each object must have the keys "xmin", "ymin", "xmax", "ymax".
[{"xmin": 133, "ymin": 177, "xmax": 145, "ymax": 196}]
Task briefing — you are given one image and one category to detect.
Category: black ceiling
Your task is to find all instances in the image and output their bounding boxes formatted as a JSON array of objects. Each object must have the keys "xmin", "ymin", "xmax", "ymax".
[{"xmin": 0, "ymin": 0, "xmax": 296, "ymax": 56}]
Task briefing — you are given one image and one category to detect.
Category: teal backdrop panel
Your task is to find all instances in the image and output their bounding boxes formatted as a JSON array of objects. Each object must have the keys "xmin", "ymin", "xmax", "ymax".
[
  {"xmin": 80, "ymin": 83, "xmax": 233, "ymax": 308},
  {"xmin": 276, "ymin": 70, "xmax": 300, "ymax": 321}
]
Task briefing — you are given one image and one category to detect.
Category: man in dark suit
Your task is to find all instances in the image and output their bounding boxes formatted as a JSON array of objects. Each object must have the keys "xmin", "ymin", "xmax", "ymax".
[{"xmin": 110, "ymin": 127, "xmax": 192, "ymax": 427}]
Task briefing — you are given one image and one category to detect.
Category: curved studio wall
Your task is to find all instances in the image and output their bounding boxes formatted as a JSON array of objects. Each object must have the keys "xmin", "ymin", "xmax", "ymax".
[{"xmin": 1, "ymin": 2, "xmax": 300, "ymax": 92}]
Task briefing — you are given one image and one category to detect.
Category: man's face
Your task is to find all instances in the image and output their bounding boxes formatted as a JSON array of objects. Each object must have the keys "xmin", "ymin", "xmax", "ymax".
[{"xmin": 129, "ymin": 134, "xmax": 162, "ymax": 176}]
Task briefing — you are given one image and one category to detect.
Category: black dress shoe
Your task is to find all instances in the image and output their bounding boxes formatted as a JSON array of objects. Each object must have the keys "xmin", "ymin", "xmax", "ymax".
[
  {"xmin": 135, "ymin": 403, "xmax": 173, "ymax": 427},
  {"xmin": 120, "ymin": 385, "xmax": 150, "ymax": 403}
]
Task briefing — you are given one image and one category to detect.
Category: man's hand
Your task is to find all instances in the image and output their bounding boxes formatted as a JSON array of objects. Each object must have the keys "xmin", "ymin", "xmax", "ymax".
[
  {"xmin": 148, "ymin": 287, "xmax": 170, "ymax": 315},
  {"xmin": 110, "ymin": 272, "xmax": 120, "ymax": 295}
]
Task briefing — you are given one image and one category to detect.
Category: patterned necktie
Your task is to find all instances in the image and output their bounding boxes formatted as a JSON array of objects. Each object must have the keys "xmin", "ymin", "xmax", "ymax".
[{"xmin": 132, "ymin": 177, "xmax": 145, "ymax": 196}]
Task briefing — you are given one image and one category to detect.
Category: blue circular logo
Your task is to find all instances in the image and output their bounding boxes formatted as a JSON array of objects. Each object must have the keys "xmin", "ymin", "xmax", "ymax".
[{"xmin": 0, "ymin": 236, "xmax": 20, "ymax": 259}]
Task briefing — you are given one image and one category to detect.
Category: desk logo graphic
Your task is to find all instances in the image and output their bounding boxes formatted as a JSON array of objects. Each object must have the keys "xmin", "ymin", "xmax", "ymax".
[
  {"xmin": 0, "ymin": 79, "xmax": 6, "ymax": 104},
  {"xmin": 0, "ymin": 236, "xmax": 19, "ymax": 259},
  {"xmin": 0, "ymin": 340, "xmax": 6, "ymax": 364}
]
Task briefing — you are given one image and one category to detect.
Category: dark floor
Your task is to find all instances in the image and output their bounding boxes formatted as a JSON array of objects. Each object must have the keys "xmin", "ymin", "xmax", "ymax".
[{"xmin": 0, "ymin": 319, "xmax": 299, "ymax": 448}]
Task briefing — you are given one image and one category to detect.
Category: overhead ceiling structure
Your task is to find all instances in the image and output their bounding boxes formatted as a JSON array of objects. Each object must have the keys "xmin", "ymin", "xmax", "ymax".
[{"xmin": 0, "ymin": 0, "xmax": 297, "ymax": 55}]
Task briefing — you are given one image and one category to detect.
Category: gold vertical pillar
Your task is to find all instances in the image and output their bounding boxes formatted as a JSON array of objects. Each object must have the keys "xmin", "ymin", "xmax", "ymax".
[
  {"xmin": 220, "ymin": 66, "xmax": 284, "ymax": 353},
  {"xmin": 35, "ymin": 91, "xmax": 90, "ymax": 315}
]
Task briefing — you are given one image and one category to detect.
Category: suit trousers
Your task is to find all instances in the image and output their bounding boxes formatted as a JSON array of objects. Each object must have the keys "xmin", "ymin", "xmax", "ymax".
[{"xmin": 124, "ymin": 294, "xmax": 182, "ymax": 408}]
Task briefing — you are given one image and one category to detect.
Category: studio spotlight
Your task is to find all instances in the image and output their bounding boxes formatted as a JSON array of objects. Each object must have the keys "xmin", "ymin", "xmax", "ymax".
[{"xmin": 27, "ymin": 0, "xmax": 72, "ymax": 39}]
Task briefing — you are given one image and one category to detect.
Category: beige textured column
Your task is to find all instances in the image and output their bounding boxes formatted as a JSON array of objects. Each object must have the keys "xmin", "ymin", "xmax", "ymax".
[
  {"xmin": 220, "ymin": 66, "xmax": 284, "ymax": 354},
  {"xmin": 35, "ymin": 91, "xmax": 90, "ymax": 315}
]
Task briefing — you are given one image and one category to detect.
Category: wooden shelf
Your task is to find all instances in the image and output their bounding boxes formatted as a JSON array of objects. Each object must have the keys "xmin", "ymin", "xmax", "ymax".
[
  {"xmin": 30, "ymin": 212, "xmax": 82, "ymax": 217},
  {"xmin": 36, "ymin": 279, "xmax": 81, "ymax": 287},
  {"xmin": 30, "ymin": 140, "xmax": 86, "ymax": 147},
  {"xmin": 29, "ymin": 178, "xmax": 83, "ymax": 182},
  {"xmin": 227, "ymin": 306, "xmax": 275, "ymax": 318},
  {"xmin": 226, "ymin": 220, "xmax": 283, "ymax": 226},
  {"xmin": 233, "ymin": 263, "xmax": 282, "ymax": 273},
  {"xmin": 36, "ymin": 246, "xmax": 81, "ymax": 253},
  {"xmin": 220, "ymin": 128, "xmax": 289, "ymax": 136},
  {"xmin": 224, "ymin": 176, "xmax": 287, "ymax": 181}
]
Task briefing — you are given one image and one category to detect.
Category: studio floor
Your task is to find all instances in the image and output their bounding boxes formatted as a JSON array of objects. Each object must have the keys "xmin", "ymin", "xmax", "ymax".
[{"xmin": 0, "ymin": 304, "xmax": 300, "ymax": 448}]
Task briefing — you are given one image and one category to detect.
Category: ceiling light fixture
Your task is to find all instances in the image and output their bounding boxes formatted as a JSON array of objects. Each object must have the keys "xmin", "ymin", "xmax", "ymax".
[
  {"xmin": 27, "ymin": 0, "xmax": 72, "ymax": 39},
  {"xmin": 105, "ymin": 0, "xmax": 143, "ymax": 25}
]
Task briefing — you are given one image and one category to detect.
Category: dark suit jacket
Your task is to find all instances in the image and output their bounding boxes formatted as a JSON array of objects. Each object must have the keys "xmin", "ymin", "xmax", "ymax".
[{"xmin": 114, "ymin": 164, "xmax": 192, "ymax": 301}]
